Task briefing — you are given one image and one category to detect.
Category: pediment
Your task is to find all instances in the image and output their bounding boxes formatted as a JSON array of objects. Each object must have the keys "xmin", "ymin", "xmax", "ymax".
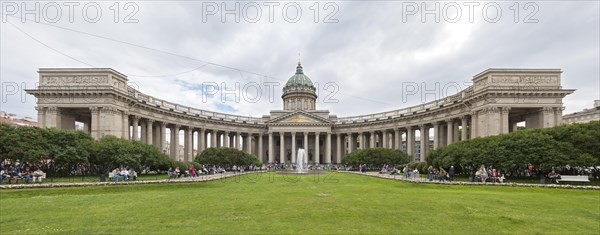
[{"xmin": 267, "ymin": 111, "xmax": 332, "ymax": 124}]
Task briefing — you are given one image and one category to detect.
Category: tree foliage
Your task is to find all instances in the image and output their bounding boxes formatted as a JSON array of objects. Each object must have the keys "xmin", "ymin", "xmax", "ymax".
[
  {"xmin": 341, "ymin": 147, "xmax": 410, "ymax": 167},
  {"xmin": 0, "ymin": 123, "xmax": 173, "ymax": 176},
  {"xmin": 426, "ymin": 121, "xmax": 600, "ymax": 175},
  {"xmin": 194, "ymin": 147, "xmax": 261, "ymax": 167}
]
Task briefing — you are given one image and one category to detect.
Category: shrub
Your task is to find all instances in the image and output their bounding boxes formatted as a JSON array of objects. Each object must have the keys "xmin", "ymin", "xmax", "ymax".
[{"xmin": 342, "ymin": 148, "xmax": 410, "ymax": 167}]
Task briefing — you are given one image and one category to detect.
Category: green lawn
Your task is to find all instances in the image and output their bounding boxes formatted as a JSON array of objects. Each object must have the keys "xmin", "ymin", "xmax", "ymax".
[{"xmin": 1, "ymin": 172, "xmax": 598, "ymax": 234}]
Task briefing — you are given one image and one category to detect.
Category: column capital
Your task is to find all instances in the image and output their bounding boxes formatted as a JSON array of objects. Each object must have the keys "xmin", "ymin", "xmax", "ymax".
[
  {"xmin": 502, "ymin": 106, "xmax": 511, "ymax": 113},
  {"xmin": 460, "ymin": 115, "xmax": 468, "ymax": 120},
  {"xmin": 419, "ymin": 124, "xmax": 427, "ymax": 128},
  {"xmin": 131, "ymin": 115, "xmax": 140, "ymax": 121},
  {"xmin": 146, "ymin": 119, "xmax": 155, "ymax": 123},
  {"xmin": 444, "ymin": 118, "xmax": 453, "ymax": 123},
  {"xmin": 172, "ymin": 124, "xmax": 181, "ymax": 129},
  {"xmin": 87, "ymin": 106, "xmax": 97, "ymax": 112}
]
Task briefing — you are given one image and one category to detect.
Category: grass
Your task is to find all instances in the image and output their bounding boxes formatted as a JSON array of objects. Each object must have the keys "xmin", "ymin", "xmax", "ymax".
[
  {"xmin": 1, "ymin": 172, "xmax": 599, "ymax": 234},
  {"xmin": 33, "ymin": 174, "xmax": 172, "ymax": 183}
]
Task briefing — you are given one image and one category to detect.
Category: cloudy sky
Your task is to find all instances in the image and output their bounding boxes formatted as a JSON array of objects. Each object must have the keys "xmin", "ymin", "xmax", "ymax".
[{"xmin": 1, "ymin": 1, "xmax": 599, "ymax": 120}]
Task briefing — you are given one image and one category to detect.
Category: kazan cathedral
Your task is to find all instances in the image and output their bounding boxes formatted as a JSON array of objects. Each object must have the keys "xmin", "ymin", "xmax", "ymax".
[{"xmin": 27, "ymin": 61, "xmax": 573, "ymax": 164}]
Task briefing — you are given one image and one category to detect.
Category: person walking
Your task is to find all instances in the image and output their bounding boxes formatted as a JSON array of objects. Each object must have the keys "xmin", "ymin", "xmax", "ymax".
[
  {"xmin": 438, "ymin": 167, "xmax": 447, "ymax": 182},
  {"xmin": 427, "ymin": 165, "xmax": 434, "ymax": 181},
  {"xmin": 448, "ymin": 166, "xmax": 455, "ymax": 182}
]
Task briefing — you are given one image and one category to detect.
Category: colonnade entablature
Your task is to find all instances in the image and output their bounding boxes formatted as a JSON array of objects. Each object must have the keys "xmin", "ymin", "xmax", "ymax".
[{"xmin": 26, "ymin": 67, "xmax": 574, "ymax": 164}]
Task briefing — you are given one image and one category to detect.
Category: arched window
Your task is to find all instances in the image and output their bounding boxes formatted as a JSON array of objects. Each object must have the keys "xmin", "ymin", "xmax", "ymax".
[
  {"xmin": 292, "ymin": 101, "xmax": 296, "ymax": 109},
  {"xmin": 298, "ymin": 101, "xmax": 302, "ymax": 110},
  {"xmin": 287, "ymin": 101, "xmax": 291, "ymax": 110}
]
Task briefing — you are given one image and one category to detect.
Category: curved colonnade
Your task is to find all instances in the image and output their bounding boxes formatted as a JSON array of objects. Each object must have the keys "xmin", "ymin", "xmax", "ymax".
[{"xmin": 26, "ymin": 68, "xmax": 574, "ymax": 164}]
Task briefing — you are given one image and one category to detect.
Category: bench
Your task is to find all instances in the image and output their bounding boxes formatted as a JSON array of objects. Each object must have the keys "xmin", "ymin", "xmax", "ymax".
[
  {"xmin": 556, "ymin": 175, "xmax": 590, "ymax": 183},
  {"xmin": 109, "ymin": 172, "xmax": 130, "ymax": 182}
]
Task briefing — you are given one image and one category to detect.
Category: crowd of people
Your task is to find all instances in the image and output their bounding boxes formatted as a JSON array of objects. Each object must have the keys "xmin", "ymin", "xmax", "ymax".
[
  {"xmin": 110, "ymin": 167, "xmax": 138, "ymax": 182},
  {"xmin": 0, "ymin": 161, "xmax": 45, "ymax": 185}
]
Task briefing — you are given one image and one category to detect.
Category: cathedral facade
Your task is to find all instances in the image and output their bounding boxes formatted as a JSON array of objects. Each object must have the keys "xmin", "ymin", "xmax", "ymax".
[{"xmin": 26, "ymin": 64, "xmax": 574, "ymax": 164}]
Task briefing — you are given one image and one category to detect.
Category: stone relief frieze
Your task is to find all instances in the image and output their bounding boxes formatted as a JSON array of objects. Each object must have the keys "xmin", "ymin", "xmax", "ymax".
[{"xmin": 42, "ymin": 76, "xmax": 109, "ymax": 85}]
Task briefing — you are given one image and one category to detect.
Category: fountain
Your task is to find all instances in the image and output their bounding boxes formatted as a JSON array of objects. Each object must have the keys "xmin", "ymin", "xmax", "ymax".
[
  {"xmin": 296, "ymin": 148, "xmax": 305, "ymax": 173},
  {"xmin": 277, "ymin": 148, "xmax": 326, "ymax": 174}
]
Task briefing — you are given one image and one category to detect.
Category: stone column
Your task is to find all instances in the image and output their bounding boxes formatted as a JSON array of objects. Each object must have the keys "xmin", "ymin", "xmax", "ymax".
[
  {"xmin": 198, "ymin": 129, "xmax": 205, "ymax": 153},
  {"xmin": 258, "ymin": 133, "xmax": 264, "ymax": 162},
  {"xmin": 336, "ymin": 133, "xmax": 342, "ymax": 163},
  {"xmin": 171, "ymin": 125, "xmax": 180, "ymax": 160},
  {"xmin": 394, "ymin": 129, "xmax": 401, "ymax": 150},
  {"xmin": 461, "ymin": 116, "xmax": 468, "ymax": 141},
  {"xmin": 185, "ymin": 127, "xmax": 193, "ymax": 161},
  {"xmin": 211, "ymin": 130, "xmax": 217, "ymax": 148},
  {"xmin": 446, "ymin": 119, "xmax": 453, "ymax": 145},
  {"xmin": 501, "ymin": 107, "xmax": 510, "ymax": 134},
  {"xmin": 87, "ymin": 107, "xmax": 98, "ymax": 139},
  {"xmin": 432, "ymin": 122, "xmax": 440, "ymax": 149},
  {"xmin": 315, "ymin": 132, "xmax": 320, "ymax": 164},
  {"xmin": 235, "ymin": 132, "xmax": 241, "ymax": 150},
  {"xmin": 122, "ymin": 112, "xmax": 129, "ymax": 139},
  {"xmin": 268, "ymin": 132, "xmax": 274, "ymax": 163},
  {"xmin": 358, "ymin": 133, "xmax": 364, "ymax": 149},
  {"xmin": 224, "ymin": 131, "xmax": 230, "ymax": 148},
  {"xmin": 303, "ymin": 132, "xmax": 308, "ymax": 151},
  {"xmin": 419, "ymin": 125, "xmax": 428, "ymax": 162},
  {"xmin": 146, "ymin": 119, "xmax": 154, "ymax": 146},
  {"xmin": 45, "ymin": 106, "xmax": 60, "ymax": 129},
  {"xmin": 453, "ymin": 121, "xmax": 460, "ymax": 141},
  {"xmin": 291, "ymin": 132, "xmax": 296, "ymax": 163},
  {"xmin": 35, "ymin": 106, "xmax": 46, "ymax": 128},
  {"xmin": 471, "ymin": 111, "xmax": 478, "ymax": 138},
  {"xmin": 541, "ymin": 107, "xmax": 556, "ymax": 128},
  {"xmin": 246, "ymin": 134, "xmax": 252, "ymax": 153},
  {"xmin": 382, "ymin": 131, "xmax": 388, "ymax": 148},
  {"xmin": 347, "ymin": 134, "xmax": 354, "ymax": 153},
  {"xmin": 369, "ymin": 131, "xmax": 375, "ymax": 148},
  {"xmin": 406, "ymin": 127, "xmax": 414, "ymax": 157},
  {"xmin": 131, "ymin": 115, "xmax": 139, "ymax": 141},
  {"xmin": 554, "ymin": 107, "xmax": 564, "ymax": 125},
  {"xmin": 325, "ymin": 132, "xmax": 331, "ymax": 164},
  {"xmin": 140, "ymin": 121, "xmax": 147, "ymax": 144},
  {"xmin": 160, "ymin": 122, "xmax": 167, "ymax": 152},
  {"xmin": 153, "ymin": 125, "xmax": 160, "ymax": 147},
  {"xmin": 279, "ymin": 132, "xmax": 285, "ymax": 163}
]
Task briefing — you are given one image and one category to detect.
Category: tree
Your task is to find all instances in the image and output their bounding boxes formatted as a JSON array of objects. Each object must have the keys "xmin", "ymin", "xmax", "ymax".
[
  {"xmin": 43, "ymin": 128, "xmax": 93, "ymax": 176},
  {"xmin": 426, "ymin": 121, "xmax": 600, "ymax": 176},
  {"xmin": 194, "ymin": 147, "xmax": 261, "ymax": 167},
  {"xmin": 342, "ymin": 148, "xmax": 410, "ymax": 167},
  {"xmin": 131, "ymin": 141, "xmax": 172, "ymax": 171},
  {"xmin": 0, "ymin": 124, "xmax": 48, "ymax": 163},
  {"xmin": 90, "ymin": 135, "xmax": 141, "ymax": 174}
]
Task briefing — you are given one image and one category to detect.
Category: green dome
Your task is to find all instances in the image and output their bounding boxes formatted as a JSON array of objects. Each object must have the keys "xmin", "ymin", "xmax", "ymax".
[{"xmin": 285, "ymin": 62, "xmax": 314, "ymax": 87}]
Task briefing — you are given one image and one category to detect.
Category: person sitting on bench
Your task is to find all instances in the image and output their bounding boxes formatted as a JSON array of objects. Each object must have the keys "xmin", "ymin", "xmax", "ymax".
[
  {"xmin": 0, "ymin": 168, "xmax": 9, "ymax": 185},
  {"xmin": 32, "ymin": 168, "xmax": 44, "ymax": 183},
  {"xmin": 548, "ymin": 168, "xmax": 561, "ymax": 184}
]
